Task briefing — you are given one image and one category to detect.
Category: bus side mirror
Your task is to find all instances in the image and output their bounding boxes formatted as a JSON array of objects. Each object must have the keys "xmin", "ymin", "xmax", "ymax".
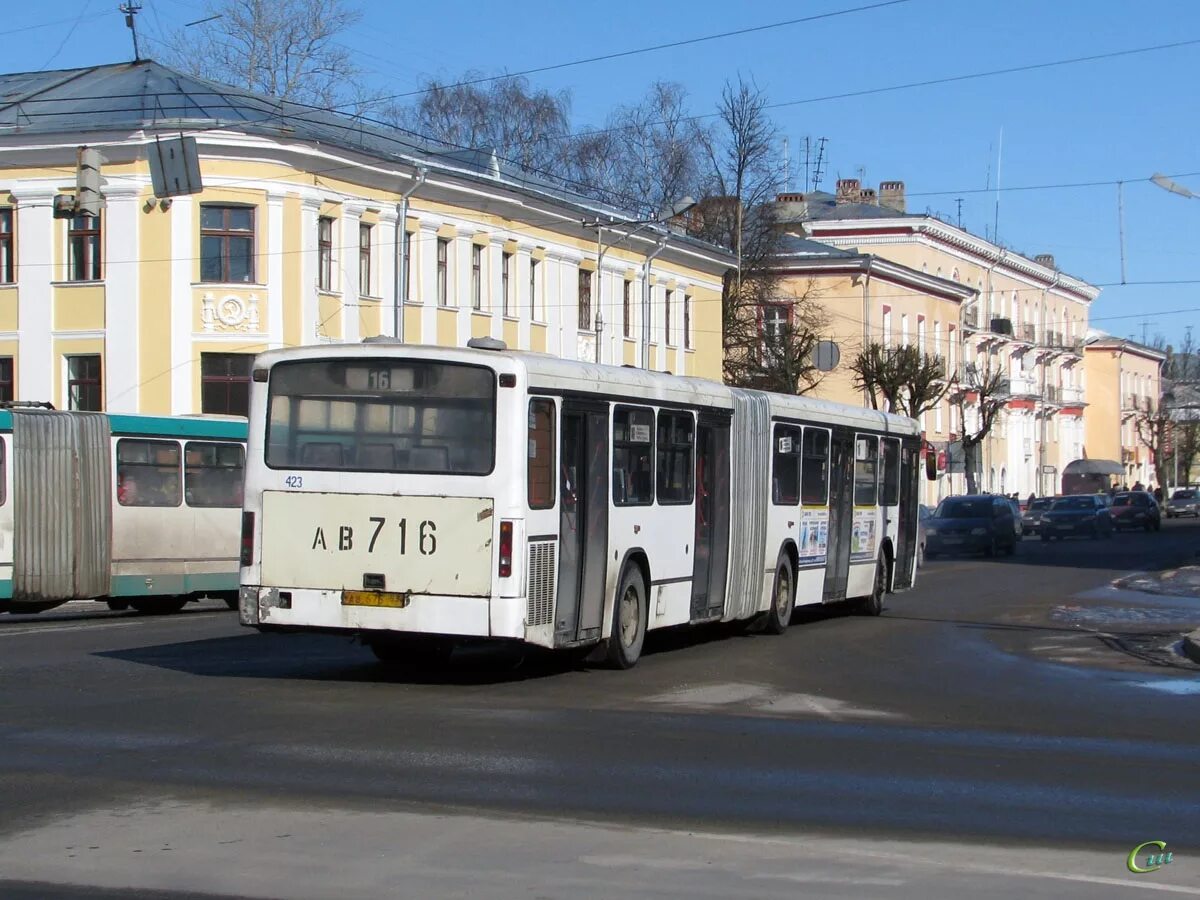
[{"xmin": 925, "ymin": 451, "xmax": 937, "ymax": 481}]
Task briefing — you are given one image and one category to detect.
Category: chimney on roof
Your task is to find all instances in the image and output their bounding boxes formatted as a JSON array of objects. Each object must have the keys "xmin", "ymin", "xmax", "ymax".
[
  {"xmin": 835, "ymin": 178, "xmax": 860, "ymax": 205},
  {"xmin": 1035, "ymin": 254, "xmax": 1056, "ymax": 270},
  {"xmin": 774, "ymin": 192, "xmax": 809, "ymax": 224},
  {"xmin": 858, "ymin": 188, "xmax": 878, "ymax": 205},
  {"xmin": 879, "ymin": 180, "xmax": 906, "ymax": 213}
]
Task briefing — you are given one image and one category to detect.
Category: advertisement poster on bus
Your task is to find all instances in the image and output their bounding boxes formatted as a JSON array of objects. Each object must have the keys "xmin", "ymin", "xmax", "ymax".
[
  {"xmin": 850, "ymin": 509, "xmax": 877, "ymax": 562},
  {"xmin": 798, "ymin": 508, "xmax": 829, "ymax": 565}
]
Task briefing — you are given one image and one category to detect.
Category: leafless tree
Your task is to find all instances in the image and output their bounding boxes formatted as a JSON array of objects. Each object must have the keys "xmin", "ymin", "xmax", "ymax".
[
  {"xmin": 850, "ymin": 343, "xmax": 951, "ymax": 420},
  {"xmin": 950, "ymin": 361, "xmax": 1009, "ymax": 494},
  {"xmin": 161, "ymin": 0, "xmax": 364, "ymax": 107},
  {"xmin": 390, "ymin": 74, "xmax": 574, "ymax": 175},
  {"xmin": 723, "ymin": 277, "xmax": 830, "ymax": 394},
  {"xmin": 1133, "ymin": 401, "xmax": 1171, "ymax": 492}
]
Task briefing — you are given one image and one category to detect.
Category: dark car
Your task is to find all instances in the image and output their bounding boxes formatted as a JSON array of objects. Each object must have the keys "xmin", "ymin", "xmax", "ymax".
[
  {"xmin": 924, "ymin": 495, "xmax": 1018, "ymax": 558},
  {"xmin": 1040, "ymin": 495, "xmax": 1113, "ymax": 541},
  {"xmin": 1110, "ymin": 491, "xmax": 1162, "ymax": 532},
  {"xmin": 1166, "ymin": 489, "xmax": 1199, "ymax": 519},
  {"xmin": 1021, "ymin": 497, "xmax": 1054, "ymax": 535}
]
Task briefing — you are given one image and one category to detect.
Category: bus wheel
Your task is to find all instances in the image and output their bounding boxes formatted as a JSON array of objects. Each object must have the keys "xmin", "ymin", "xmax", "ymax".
[
  {"xmin": 106, "ymin": 599, "xmax": 130, "ymax": 611},
  {"xmin": 856, "ymin": 554, "xmax": 887, "ymax": 616},
  {"xmin": 760, "ymin": 556, "xmax": 794, "ymax": 635},
  {"xmin": 605, "ymin": 567, "xmax": 647, "ymax": 669},
  {"xmin": 130, "ymin": 597, "xmax": 188, "ymax": 615}
]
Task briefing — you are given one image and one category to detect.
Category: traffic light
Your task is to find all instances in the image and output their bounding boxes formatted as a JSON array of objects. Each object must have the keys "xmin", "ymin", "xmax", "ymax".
[{"xmin": 76, "ymin": 146, "xmax": 105, "ymax": 218}]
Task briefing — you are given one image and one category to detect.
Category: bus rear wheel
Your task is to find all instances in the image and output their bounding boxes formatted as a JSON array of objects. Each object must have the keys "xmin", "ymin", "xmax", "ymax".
[
  {"xmin": 856, "ymin": 553, "xmax": 887, "ymax": 616},
  {"xmin": 605, "ymin": 567, "xmax": 647, "ymax": 669},
  {"xmin": 760, "ymin": 556, "xmax": 794, "ymax": 635}
]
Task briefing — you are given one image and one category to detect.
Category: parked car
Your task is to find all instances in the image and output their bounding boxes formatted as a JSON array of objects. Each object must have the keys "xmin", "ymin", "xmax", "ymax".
[
  {"xmin": 1166, "ymin": 489, "xmax": 1200, "ymax": 518},
  {"xmin": 917, "ymin": 504, "xmax": 932, "ymax": 567},
  {"xmin": 1109, "ymin": 491, "xmax": 1162, "ymax": 532},
  {"xmin": 1006, "ymin": 497, "xmax": 1024, "ymax": 538},
  {"xmin": 1040, "ymin": 495, "xmax": 1113, "ymax": 541},
  {"xmin": 1021, "ymin": 497, "xmax": 1055, "ymax": 535},
  {"xmin": 924, "ymin": 495, "xmax": 1018, "ymax": 558}
]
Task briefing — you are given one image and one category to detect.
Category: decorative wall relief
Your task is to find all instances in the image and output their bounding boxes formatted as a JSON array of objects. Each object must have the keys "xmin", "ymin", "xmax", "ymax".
[{"xmin": 201, "ymin": 293, "xmax": 261, "ymax": 332}]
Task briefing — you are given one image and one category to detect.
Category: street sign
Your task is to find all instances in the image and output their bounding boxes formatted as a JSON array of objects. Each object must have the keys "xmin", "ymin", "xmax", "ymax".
[{"xmin": 149, "ymin": 135, "xmax": 203, "ymax": 199}]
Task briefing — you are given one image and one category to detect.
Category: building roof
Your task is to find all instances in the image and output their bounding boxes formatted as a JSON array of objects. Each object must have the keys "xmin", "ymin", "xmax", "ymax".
[
  {"xmin": 773, "ymin": 234, "xmax": 860, "ymax": 259},
  {"xmin": 0, "ymin": 60, "xmax": 732, "ymax": 263},
  {"xmin": 1084, "ymin": 332, "xmax": 1167, "ymax": 363},
  {"xmin": 796, "ymin": 190, "xmax": 923, "ymax": 222}
]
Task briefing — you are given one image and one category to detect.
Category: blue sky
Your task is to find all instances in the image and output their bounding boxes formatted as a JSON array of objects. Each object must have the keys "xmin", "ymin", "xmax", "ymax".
[{"xmin": 7, "ymin": 0, "xmax": 1200, "ymax": 346}]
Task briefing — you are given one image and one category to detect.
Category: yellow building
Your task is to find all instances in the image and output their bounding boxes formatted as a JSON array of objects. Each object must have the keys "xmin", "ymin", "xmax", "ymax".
[
  {"xmin": 1083, "ymin": 335, "xmax": 1165, "ymax": 488},
  {"xmin": 769, "ymin": 233, "xmax": 976, "ymax": 504},
  {"xmin": 0, "ymin": 61, "xmax": 733, "ymax": 415},
  {"xmin": 777, "ymin": 179, "xmax": 1101, "ymax": 498}
]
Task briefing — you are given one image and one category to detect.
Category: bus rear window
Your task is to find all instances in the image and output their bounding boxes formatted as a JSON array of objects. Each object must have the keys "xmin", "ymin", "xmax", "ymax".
[{"xmin": 265, "ymin": 360, "xmax": 496, "ymax": 475}]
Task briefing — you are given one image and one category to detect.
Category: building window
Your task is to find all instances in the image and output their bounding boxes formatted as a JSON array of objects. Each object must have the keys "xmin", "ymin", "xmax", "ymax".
[
  {"xmin": 917, "ymin": 316, "xmax": 926, "ymax": 354},
  {"xmin": 471, "ymin": 243, "xmax": 483, "ymax": 310},
  {"xmin": 359, "ymin": 223, "xmax": 372, "ymax": 296},
  {"xmin": 684, "ymin": 294, "xmax": 692, "ymax": 349},
  {"xmin": 502, "ymin": 250, "xmax": 513, "ymax": 317},
  {"xmin": 67, "ymin": 215, "xmax": 101, "ymax": 282},
  {"xmin": 402, "ymin": 230, "xmax": 413, "ymax": 301},
  {"xmin": 665, "ymin": 289, "xmax": 673, "ymax": 346},
  {"xmin": 67, "ymin": 355, "xmax": 101, "ymax": 411},
  {"xmin": 0, "ymin": 357, "xmax": 11, "ymax": 403},
  {"xmin": 529, "ymin": 257, "xmax": 539, "ymax": 320},
  {"xmin": 0, "ymin": 207, "xmax": 12, "ymax": 284},
  {"xmin": 900, "ymin": 313, "xmax": 909, "ymax": 347},
  {"xmin": 184, "ymin": 441, "xmax": 245, "ymax": 508},
  {"xmin": 201, "ymin": 353, "xmax": 253, "ymax": 417},
  {"xmin": 116, "ymin": 439, "xmax": 180, "ymax": 507},
  {"xmin": 200, "ymin": 205, "xmax": 254, "ymax": 284},
  {"xmin": 656, "ymin": 410, "xmax": 694, "ymax": 504},
  {"xmin": 527, "ymin": 398, "xmax": 555, "ymax": 509},
  {"xmin": 578, "ymin": 268, "xmax": 592, "ymax": 331},
  {"xmin": 437, "ymin": 238, "xmax": 449, "ymax": 306},
  {"xmin": 612, "ymin": 406, "xmax": 654, "ymax": 506},
  {"xmin": 760, "ymin": 304, "xmax": 789, "ymax": 364},
  {"xmin": 623, "ymin": 280, "xmax": 632, "ymax": 338},
  {"xmin": 317, "ymin": 216, "xmax": 334, "ymax": 291}
]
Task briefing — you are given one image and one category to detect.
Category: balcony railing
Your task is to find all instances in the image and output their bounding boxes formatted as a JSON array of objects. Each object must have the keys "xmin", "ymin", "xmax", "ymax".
[
  {"xmin": 963, "ymin": 308, "xmax": 979, "ymax": 329},
  {"xmin": 1060, "ymin": 385, "xmax": 1085, "ymax": 404},
  {"xmin": 1020, "ymin": 323, "xmax": 1037, "ymax": 343},
  {"xmin": 1045, "ymin": 384, "xmax": 1061, "ymax": 403},
  {"xmin": 1008, "ymin": 374, "xmax": 1039, "ymax": 395}
]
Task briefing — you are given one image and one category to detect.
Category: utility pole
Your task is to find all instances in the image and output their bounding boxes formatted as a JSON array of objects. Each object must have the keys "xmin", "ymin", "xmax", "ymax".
[
  {"xmin": 119, "ymin": 2, "xmax": 143, "ymax": 61},
  {"xmin": 955, "ymin": 198, "xmax": 964, "ymax": 229}
]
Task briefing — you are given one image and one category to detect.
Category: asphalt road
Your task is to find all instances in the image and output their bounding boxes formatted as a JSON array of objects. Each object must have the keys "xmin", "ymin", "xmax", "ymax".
[{"xmin": 1, "ymin": 521, "xmax": 1199, "ymax": 898}]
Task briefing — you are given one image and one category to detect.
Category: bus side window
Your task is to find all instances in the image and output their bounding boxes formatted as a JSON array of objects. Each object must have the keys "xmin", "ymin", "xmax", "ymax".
[
  {"xmin": 117, "ymin": 439, "xmax": 182, "ymax": 507},
  {"xmin": 800, "ymin": 428, "xmax": 829, "ymax": 505},
  {"xmin": 184, "ymin": 441, "xmax": 246, "ymax": 508},
  {"xmin": 772, "ymin": 424, "xmax": 801, "ymax": 505},
  {"xmin": 881, "ymin": 438, "xmax": 900, "ymax": 506},
  {"xmin": 656, "ymin": 411, "xmax": 694, "ymax": 505},
  {"xmin": 613, "ymin": 406, "xmax": 654, "ymax": 506},
  {"xmin": 853, "ymin": 435, "xmax": 879, "ymax": 507},
  {"xmin": 528, "ymin": 399, "xmax": 556, "ymax": 510},
  {"xmin": 0, "ymin": 439, "xmax": 5, "ymax": 506}
]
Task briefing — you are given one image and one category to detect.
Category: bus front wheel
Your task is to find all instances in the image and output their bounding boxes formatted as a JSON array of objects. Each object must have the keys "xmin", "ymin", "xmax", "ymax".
[{"xmin": 605, "ymin": 567, "xmax": 647, "ymax": 669}]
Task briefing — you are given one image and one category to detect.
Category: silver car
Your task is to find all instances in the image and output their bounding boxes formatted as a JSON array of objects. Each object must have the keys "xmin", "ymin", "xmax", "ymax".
[{"xmin": 1166, "ymin": 489, "xmax": 1199, "ymax": 518}]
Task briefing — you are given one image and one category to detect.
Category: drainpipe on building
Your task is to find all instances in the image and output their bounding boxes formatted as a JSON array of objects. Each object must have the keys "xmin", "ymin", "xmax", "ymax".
[
  {"xmin": 1039, "ymin": 272, "xmax": 1061, "ymax": 495},
  {"xmin": 861, "ymin": 260, "xmax": 873, "ymax": 407},
  {"xmin": 394, "ymin": 166, "xmax": 428, "ymax": 341},
  {"xmin": 641, "ymin": 234, "xmax": 669, "ymax": 369},
  {"xmin": 981, "ymin": 251, "xmax": 1005, "ymax": 493}
]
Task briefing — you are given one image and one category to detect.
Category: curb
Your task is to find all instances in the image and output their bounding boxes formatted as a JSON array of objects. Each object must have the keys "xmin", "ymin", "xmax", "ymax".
[{"xmin": 1185, "ymin": 630, "xmax": 1200, "ymax": 665}]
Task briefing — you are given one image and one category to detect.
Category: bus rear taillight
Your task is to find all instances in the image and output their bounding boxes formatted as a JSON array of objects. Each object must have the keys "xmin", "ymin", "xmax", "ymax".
[
  {"xmin": 498, "ymin": 520, "xmax": 513, "ymax": 578},
  {"xmin": 240, "ymin": 511, "xmax": 255, "ymax": 567}
]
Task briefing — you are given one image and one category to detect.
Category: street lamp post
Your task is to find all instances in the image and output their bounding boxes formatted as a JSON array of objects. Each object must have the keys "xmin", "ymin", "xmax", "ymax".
[{"xmin": 583, "ymin": 196, "xmax": 696, "ymax": 368}]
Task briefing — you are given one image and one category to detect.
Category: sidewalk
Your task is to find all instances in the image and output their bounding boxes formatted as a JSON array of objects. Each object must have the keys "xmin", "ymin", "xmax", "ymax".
[{"xmin": 1112, "ymin": 566, "xmax": 1200, "ymax": 663}]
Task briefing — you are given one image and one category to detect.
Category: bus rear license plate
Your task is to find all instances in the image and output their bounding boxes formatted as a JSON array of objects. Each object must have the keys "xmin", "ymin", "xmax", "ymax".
[{"xmin": 342, "ymin": 591, "xmax": 410, "ymax": 609}]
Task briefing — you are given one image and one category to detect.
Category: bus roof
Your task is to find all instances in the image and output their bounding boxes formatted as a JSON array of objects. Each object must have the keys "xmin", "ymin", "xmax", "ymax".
[
  {"xmin": 249, "ymin": 342, "xmax": 917, "ymax": 434},
  {"xmin": 0, "ymin": 410, "xmax": 247, "ymax": 440}
]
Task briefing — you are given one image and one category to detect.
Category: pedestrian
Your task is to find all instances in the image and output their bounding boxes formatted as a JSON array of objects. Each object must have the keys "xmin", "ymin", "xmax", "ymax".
[
  {"xmin": 1027, "ymin": 492, "xmax": 1036, "ymax": 507},
  {"xmin": 1132, "ymin": 480, "xmax": 1144, "ymax": 492},
  {"xmin": 1153, "ymin": 486, "xmax": 1163, "ymax": 502}
]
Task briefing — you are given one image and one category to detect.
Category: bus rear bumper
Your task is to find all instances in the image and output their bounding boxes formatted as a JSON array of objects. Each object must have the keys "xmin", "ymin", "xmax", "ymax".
[{"xmin": 240, "ymin": 585, "xmax": 528, "ymax": 641}]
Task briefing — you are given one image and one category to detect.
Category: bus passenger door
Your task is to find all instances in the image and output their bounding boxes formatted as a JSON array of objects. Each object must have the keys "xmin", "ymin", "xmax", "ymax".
[
  {"xmin": 892, "ymin": 439, "xmax": 920, "ymax": 590},
  {"xmin": 823, "ymin": 428, "xmax": 855, "ymax": 602},
  {"xmin": 691, "ymin": 415, "xmax": 731, "ymax": 621},
  {"xmin": 556, "ymin": 403, "xmax": 609, "ymax": 646}
]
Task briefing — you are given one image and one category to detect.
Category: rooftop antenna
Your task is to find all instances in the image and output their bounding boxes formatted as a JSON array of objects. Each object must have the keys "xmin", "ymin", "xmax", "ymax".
[
  {"xmin": 992, "ymin": 127, "xmax": 1003, "ymax": 243},
  {"xmin": 782, "ymin": 137, "xmax": 791, "ymax": 192},
  {"xmin": 119, "ymin": 1, "xmax": 143, "ymax": 61},
  {"xmin": 812, "ymin": 137, "xmax": 827, "ymax": 191},
  {"xmin": 955, "ymin": 198, "xmax": 964, "ymax": 228}
]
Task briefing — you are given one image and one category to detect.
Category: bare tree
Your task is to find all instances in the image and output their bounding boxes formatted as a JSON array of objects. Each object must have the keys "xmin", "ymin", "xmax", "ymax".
[
  {"xmin": 950, "ymin": 362, "xmax": 1009, "ymax": 494},
  {"xmin": 161, "ymin": 0, "xmax": 365, "ymax": 107},
  {"xmin": 850, "ymin": 343, "xmax": 951, "ymax": 419},
  {"xmin": 723, "ymin": 277, "xmax": 830, "ymax": 394},
  {"xmin": 1133, "ymin": 401, "xmax": 1171, "ymax": 491},
  {"xmin": 390, "ymin": 74, "xmax": 574, "ymax": 174}
]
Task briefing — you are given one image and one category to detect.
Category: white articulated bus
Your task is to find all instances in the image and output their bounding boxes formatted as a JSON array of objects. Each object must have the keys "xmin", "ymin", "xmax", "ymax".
[{"xmin": 238, "ymin": 339, "xmax": 925, "ymax": 667}]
